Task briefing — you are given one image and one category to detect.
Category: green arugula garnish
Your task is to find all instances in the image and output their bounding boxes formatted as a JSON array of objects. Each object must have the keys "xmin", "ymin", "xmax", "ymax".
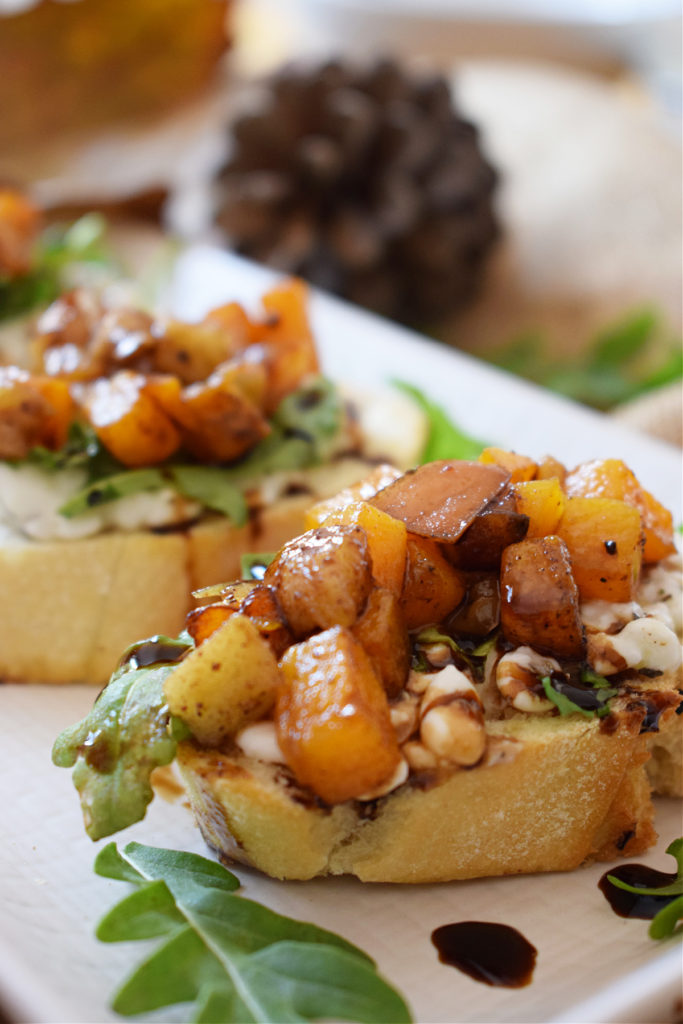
[
  {"xmin": 23, "ymin": 375, "xmax": 343, "ymax": 523},
  {"xmin": 52, "ymin": 657, "xmax": 183, "ymax": 839},
  {"xmin": 541, "ymin": 676, "xmax": 617, "ymax": 718},
  {"xmin": 0, "ymin": 213, "xmax": 115, "ymax": 322},
  {"xmin": 392, "ymin": 381, "xmax": 487, "ymax": 462},
  {"xmin": 414, "ymin": 627, "xmax": 495, "ymax": 678},
  {"xmin": 607, "ymin": 839, "xmax": 683, "ymax": 940},
  {"xmin": 487, "ymin": 308, "xmax": 682, "ymax": 411},
  {"xmin": 94, "ymin": 842, "xmax": 412, "ymax": 1023}
]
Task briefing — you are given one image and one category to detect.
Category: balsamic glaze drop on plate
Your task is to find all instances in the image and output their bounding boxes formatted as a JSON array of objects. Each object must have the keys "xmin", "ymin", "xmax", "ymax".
[
  {"xmin": 598, "ymin": 863, "xmax": 679, "ymax": 919},
  {"xmin": 431, "ymin": 921, "xmax": 537, "ymax": 988}
]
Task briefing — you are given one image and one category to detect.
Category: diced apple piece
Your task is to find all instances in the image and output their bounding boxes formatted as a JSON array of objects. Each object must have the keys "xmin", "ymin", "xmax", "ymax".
[
  {"xmin": 308, "ymin": 499, "xmax": 407, "ymax": 597},
  {"xmin": 83, "ymin": 370, "xmax": 180, "ymax": 466},
  {"xmin": 165, "ymin": 614, "xmax": 281, "ymax": 748},
  {"xmin": 557, "ymin": 496, "xmax": 644, "ymax": 602},
  {"xmin": 402, "ymin": 534, "xmax": 466, "ymax": 629},
  {"xmin": 265, "ymin": 524, "xmax": 372, "ymax": 637},
  {"xmin": 370, "ymin": 459, "xmax": 509, "ymax": 542},
  {"xmin": 564, "ymin": 458, "xmax": 676, "ymax": 563},
  {"xmin": 514, "ymin": 478, "xmax": 566, "ymax": 539},
  {"xmin": 276, "ymin": 626, "xmax": 401, "ymax": 804},
  {"xmin": 500, "ymin": 536, "xmax": 585, "ymax": 659},
  {"xmin": 479, "ymin": 447, "xmax": 537, "ymax": 482},
  {"xmin": 352, "ymin": 588, "xmax": 411, "ymax": 698}
]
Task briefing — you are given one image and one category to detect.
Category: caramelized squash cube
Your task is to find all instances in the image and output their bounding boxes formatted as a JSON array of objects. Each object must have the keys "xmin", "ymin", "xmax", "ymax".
[
  {"xmin": 308, "ymin": 499, "xmax": 407, "ymax": 597},
  {"xmin": 186, "ymin": 603, "xmax": 235, "ymax": 646},
  {"xmin": 265, "ymin": 524, "xmax": 372, "ymax": 637},
  {"xmin": 557, "ymin": 496, "xmax": 644, "ymax": 602},
  {"xmin": 479, "ymin": 447, "xmax": 537, "ymax": 482},
  {"xmin": 352, "ymin": 588, "xmax": 411, "ymax": 698},
  {"xmin": 401, "ymin": 534, "xmax": 466, "ymax": 629},
  {"xmin": 252, "ymin": 279, "xmax": 320, "ymax": 412},
  {"xmin": 84, "ymin": 370, "xmax": 180, "ymax": 466},
  {"xmin": 514, "ymin": 478, "xmax": 566, "ymax": 539},
  {"xmin": 276, "ymin": 626, "xmax": 401, "ymax": 804},
  {"xmin": 535, "ymin": 454, "xmax": 567, "ymax": 483},
  {"xmin": 165, "ymin": 614, "xmax": 281, "ymax": 748},
  {"xmin": 564, "ymin": 458, "xmax": 675, "ymax": 563},
  {"xmin": 500, "ymin": 536, "xmax": 585, "ymax": 659}
]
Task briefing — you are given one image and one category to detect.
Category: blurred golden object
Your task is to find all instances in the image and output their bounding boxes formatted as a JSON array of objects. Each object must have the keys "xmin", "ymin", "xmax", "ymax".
[{"xmin": 0, "ymin": 0, "xmax": 232, "ymax": 153}]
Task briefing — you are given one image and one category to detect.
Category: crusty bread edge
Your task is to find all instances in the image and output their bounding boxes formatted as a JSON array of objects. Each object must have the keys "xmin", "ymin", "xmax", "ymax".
[{"xmin": 175, "ymin": 711, "xmax": 661, "ymax": 883}]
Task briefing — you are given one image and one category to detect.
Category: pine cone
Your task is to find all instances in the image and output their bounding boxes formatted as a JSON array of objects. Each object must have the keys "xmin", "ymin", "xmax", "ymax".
[{"xmin": 214, "ymin": 58, "xmax": 500, "ymax": 326}]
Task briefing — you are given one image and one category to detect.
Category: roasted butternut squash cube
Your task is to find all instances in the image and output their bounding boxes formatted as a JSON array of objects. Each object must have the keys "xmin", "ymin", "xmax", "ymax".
[
  {"xmin": 479, "ymin": 447, "xmax": 537, "ymax": 482},
  {"xmin": 514, "ymin": 478, "xmax": 566, "ymax": 539},
  {"xmin": 564, "ymin": 458, "xmax": 675, "ymax": 564},
  {"xmin": 173, "ymin": 366, "xmax": 270, "ymax": 463},
  {"xmin": 32, "ymin": 375, "xmax": 75, "ymax": 450},
  {"xmin": 276, "ymin": 626, "xmax": 401, "ymax": 804},
  {"xmin": 265, "ymin": 524, "xmax": 372, "ymax": 637},
  {"xmin": 500, "ymin": 536, "xmax": 585, "ymax": 659},
  {"xmin": 307, "ymin": 499, "xmax": 407, "ymax": 597},
  {"xmin": 402, "ymin": 534, "xmax": 466, "ymax": 629},
  {"xmin": 165, "ymin": 613, "xmax": 281, "ymax": 748},
  {"xmin": 252, "ymin": 279, "xmax": 320, "ymax": 412},
  {"xmin": 557, "ymin": 496, "xmax": 644, "ymax": 602},
  {"xmin": 352, "ymin": 587, "xmax": 411, "ymax": 698},
  {"xmin": 83, "ymin": 370, "xmax": 180, "ymax": 466},
  {"xmin": 186, "ymin": 602, "xmax": 235, "ymax": 646},
  {"xmin": 535, "ymin": 454, "xmax": 567, "ymax": 483},
  {"xmin": 240, "ymin": 583, "xmax": 294, "ymax": 658}
]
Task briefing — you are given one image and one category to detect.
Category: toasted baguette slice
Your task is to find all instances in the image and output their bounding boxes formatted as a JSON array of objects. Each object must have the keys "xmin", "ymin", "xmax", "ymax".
[
  {"xmin": 0, "ymin": 457, "xmax": 380, "ymax": 684},
  {"xmin": 175, "ymin": 710, "xmax": 659, "ymax": 883}
]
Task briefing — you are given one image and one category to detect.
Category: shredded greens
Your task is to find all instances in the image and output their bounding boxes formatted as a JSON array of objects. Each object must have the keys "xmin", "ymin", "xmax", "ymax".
[
  {"xmin": 606, "ymin": 838, "xmax": 683, "ymax": 940},
  {"xmin": 20, "ymin": 375, "xmax": 344, "ymax": 524},
  {"xmin": 0, "ymin": 214, "xmax": 115, "ymax": 322},
  {"xmin": 393, "ymin": 380, "xmax": 487, "ymax": 461},
  {"xmin": 93, "ymin": 842, "xmax": 412, "ymax": 1023},
  {"xmin": 486, "ymin": 308, "xmax": 682, "ymax": 411},
  {"xmin": 52, "ymin": 649, "xmax": 189, "ymax": 839}
]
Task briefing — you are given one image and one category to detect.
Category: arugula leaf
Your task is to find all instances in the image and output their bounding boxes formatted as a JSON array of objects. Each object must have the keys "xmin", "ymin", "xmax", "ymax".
[
  {"xmin": 392, "ymin": 381, "xmax": 487, "ymax": 461},
  {"xmin": 51, "ymin": 660, "xmax": 179, "ymax": 839},
  {"xmin": 607, "ymin": 839, "xmax": 683, "ymax": 940},
  {"xmin": 169, "ymin": 466, "xmax": 248, "ymax": 523},
  {"xmin": 487, "ymin": 309, "xmax": 682, "ymax": 411},
  {"xmin": 58, "ymin": 468, "xmax": 167, "ymax": 517},
  {"xmin": 541, "ymin": 675, "xmax": 617, "ymax": 718},
  {"xmin": 0, "ymin": 213, "xmax": 115, "ymax": 322},
  {"xmin": 94, "ymin": 842, "xmax": 412, "ymax": 1023},
  {"xmin": 272, "ymin": 376, "xmax": 344, "ymax": 460}
]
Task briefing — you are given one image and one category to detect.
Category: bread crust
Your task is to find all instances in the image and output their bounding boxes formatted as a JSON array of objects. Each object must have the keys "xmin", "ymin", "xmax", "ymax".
[
  {"xmin": 175, "ymin": 710, "xmax": 662, "ymax": 883},
  {"xmin": 0, "ymin": 490, "xmax": 336, "ymax": 684}
]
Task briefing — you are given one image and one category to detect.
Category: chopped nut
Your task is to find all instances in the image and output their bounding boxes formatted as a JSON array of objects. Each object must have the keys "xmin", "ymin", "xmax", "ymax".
[
  {"xmin": 402, "ymin": 740, "xmax": 439, "ymax": 773},
  {"xmin": 420, "ymin": 702, "xmax": 486, "ymax": 766},
  {"xmin": 389, "ymin": 694, "xmax": 420, "ymax": 743},
  {"xmin": 496, "ymin": 647, "xmax": 557, "ymax": 713}
]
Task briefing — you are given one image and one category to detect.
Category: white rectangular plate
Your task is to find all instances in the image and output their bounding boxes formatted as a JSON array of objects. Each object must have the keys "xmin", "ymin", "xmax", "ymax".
[{"xmin": 1, "ymin": 247, "xmax": 681, "ymax": 1024}]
